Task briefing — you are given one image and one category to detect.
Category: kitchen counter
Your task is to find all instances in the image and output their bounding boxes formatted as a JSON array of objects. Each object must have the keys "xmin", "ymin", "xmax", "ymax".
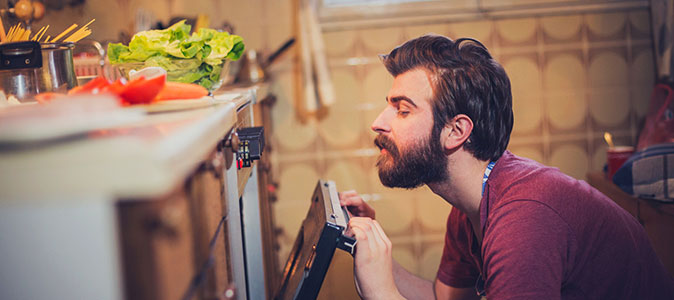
[
  {"xmin": 0, "ymin": 89, "xmax": 261, "ymax": 201},
  {"xmin": 0, "ymin": 84, "xmax": 271, "ymax": 300}
]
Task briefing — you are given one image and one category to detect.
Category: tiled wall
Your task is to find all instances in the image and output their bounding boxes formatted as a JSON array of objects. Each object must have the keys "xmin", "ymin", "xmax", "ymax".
[{"xmin": 270, "ymin": 4, "xmax": 655, "ymax": 300}]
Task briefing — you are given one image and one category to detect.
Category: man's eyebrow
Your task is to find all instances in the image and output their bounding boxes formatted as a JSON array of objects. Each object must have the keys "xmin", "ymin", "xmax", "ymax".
[{"xmin": 386, "ymin": 96, "xmax": 418, "ymax": 108}]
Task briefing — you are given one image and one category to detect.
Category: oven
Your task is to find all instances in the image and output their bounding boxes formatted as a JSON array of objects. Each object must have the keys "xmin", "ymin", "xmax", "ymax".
[{"xmin": 221, "ymin": 93, "xmax": 268, "ymax": 300}]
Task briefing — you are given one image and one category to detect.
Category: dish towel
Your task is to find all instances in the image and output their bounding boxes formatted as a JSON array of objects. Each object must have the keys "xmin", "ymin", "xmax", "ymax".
[
  {"xmin": 613, "ymin": 142, "xmax": 674, "ymax": 202},
  {"xmin": 298, "ymin": 0, "xmax": 336, "ymax": 114}
]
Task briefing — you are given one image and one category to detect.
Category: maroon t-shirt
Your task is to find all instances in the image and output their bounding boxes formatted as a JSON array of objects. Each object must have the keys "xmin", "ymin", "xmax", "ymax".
[{"xmin": 437, "ymin": 151, "xmax": 674, "ymax": 299}]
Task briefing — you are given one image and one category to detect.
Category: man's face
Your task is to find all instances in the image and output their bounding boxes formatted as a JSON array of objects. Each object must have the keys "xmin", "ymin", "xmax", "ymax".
[{"xmin": 371, "ymin": 68, "xmax": 448, "ymax": 188}]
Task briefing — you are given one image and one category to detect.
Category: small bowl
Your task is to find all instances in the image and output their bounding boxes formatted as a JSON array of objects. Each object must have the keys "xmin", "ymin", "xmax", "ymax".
[{"xmin": 114, "ymin": 58, "xmax": 230, "ymax": 92}]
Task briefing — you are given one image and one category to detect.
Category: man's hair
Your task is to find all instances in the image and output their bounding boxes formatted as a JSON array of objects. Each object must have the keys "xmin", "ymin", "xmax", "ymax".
[{"xmin": 381, "ymin": 34, "xmax": 514, "ymax": 161}]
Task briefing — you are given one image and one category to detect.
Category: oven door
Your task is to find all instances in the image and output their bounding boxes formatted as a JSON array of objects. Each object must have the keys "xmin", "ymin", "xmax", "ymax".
[{"xmin": 275, "ymin": 180, "xmax": 356, "ymax": 300}]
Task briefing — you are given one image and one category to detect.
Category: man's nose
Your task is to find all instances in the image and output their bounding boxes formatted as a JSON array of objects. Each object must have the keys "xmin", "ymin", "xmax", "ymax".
[{"xmin": 371, "ymin": 109, "xmax": 391, "ymax": 134}]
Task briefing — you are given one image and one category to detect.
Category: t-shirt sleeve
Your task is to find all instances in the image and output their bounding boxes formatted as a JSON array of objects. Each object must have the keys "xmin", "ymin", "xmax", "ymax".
[
  {"xmin": 436, "ymin": 208, "xmax": 481, "ymax": 288},
  {"xmin": 482, "ymin": 200, "xmax": 572, "ymax": 300}
]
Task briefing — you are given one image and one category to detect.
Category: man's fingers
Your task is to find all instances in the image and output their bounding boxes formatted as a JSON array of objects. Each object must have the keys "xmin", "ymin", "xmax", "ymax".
[
  {"xmin": 340, "ymin": 190, "xmax": 358, "ymax": 198},
  {"xmin": 339, "ymin": 190, "xmax": 362, "ymax": 205},
  {"xmin": 349, "ymin": 217, "xmax": 384, "ymax": 255},
  {"xmin": 372, "ymin": 220, "xmax": 392, "ymax": 251},
  {"xmin": 366, "ymin": 220, "xmax": 389, "ymax": 255}
]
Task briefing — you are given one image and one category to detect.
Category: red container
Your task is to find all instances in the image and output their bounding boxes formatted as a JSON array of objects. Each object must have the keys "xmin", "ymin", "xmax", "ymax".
[{"xmin": 607, "ymin": 146, "xmax": 634, "ymax": 180}]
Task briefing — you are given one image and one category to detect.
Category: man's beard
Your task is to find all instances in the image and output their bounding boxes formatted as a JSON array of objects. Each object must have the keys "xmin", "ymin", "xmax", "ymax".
[{"xmin": 374, "ymin": 126, "xmax": 448, "ymax": 189}]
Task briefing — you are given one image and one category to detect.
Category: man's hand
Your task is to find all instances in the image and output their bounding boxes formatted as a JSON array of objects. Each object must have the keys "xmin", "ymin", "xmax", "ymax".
[
  {"xmin": 348, "ymin": 217, "xmax": 404, "ymax": 300},
  {"xmin": 339, "ymin": 190, "xmax": 376, "ymax": 219}
]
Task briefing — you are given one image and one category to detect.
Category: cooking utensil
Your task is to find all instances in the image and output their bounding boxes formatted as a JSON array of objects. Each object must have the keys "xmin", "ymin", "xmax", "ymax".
[
  {"xmin": 234, "ymin": 37, "xmax": 295, "ymax": 84},
  {"xmin": 604, "ymin": 132, "xmax": 615, "ymax": 148},
  {"xmin": 0, "ymin": 41, "xmax": 78, "ymax": 102}
]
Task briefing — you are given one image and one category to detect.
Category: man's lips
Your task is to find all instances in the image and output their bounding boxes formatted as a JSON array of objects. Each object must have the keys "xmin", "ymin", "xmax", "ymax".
[{"xmin": 374, "ymin": 135, "xmax": 398, "ymax": 158}]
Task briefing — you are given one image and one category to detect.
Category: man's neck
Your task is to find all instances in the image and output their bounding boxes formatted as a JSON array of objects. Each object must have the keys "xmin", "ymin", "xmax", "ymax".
[{"xmin": 427, "ymin": 150, "xmax": 490, "ymax": 240}]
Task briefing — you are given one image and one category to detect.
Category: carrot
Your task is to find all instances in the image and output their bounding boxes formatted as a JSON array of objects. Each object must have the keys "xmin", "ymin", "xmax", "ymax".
[
  {"xmin": 34, "ymin": 92, "xmax": 66, "ymax": 104},
  {"xmin": 156, "ymin": 82, "xmax": 209, "ymax": 100}
]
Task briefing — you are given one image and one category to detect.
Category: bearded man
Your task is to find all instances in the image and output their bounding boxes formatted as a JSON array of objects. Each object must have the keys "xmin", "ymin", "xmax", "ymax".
[{"xmin": 340, "ymin": 34, "xmax": 674, "ymax": 300}]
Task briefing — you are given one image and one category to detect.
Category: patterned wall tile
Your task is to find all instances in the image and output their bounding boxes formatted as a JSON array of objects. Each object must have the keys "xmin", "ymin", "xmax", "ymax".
[
  {"xmin": 318, "ymin": 251, "xmax": 359, "ymax": 300},
  {"xmin": 543, "ymin": 51, "xmax": 587, "ymax": 90},
  {"xmin": 592, "ymin": 137, "xmax": 610, "ymax": 172},
  {"xmin": 419, "ymin": 244, "xmax": 445, "ymax": 280},
  {"xmin": 502, "ymin": 55, "xmax": 544, "ymax": 135},
  {"xmin": 588, "ymin": 49, "xmax": 629, "ymax": 87},
  {"xmin": 588, "ymin": 87, "xmax": 632, "ymax": 130},
  {"xmin": 632, "ymin": 85, "xmax": 655, "ymax": 121},
  {"xmin": 323, "ymin": 30, "xmax": 359, "ymax": 57},
  {"xmin": 586, "ymin": 12, "xmax": 628, "ymax": 41},
  {"xmin": 448, "ymin": 20, "xmax": 494, "ymax": 47},
  {"xmin": 543, "ymin": 51, "xmax": 589, "ymax": 133},
  {"xmin": 631, "ymin": 48, "xmax": 656, "ymax": 86},
  {"xmin": 416, "ymin": 190, "xmax": 452, "ymax": 233},
  {"xmin": 358, "ymin": 27, "xmax": 406, "ymax": 56},
  {"xmin": 265, "ymin": 0, "xmax": 293, "ymax": 52},
  {"xmin": 369, "ymin": 193, "xmax": 417, "ymax": 235},
  {"xmin": 545, "ymin": 89, "xmax": 589, "ymax": 133},
  {"xmin": 481, "ymin": 0, "xmax": 576, "ymax": 8},
  {"xmin": 541, "ymin": 15, "xmax": 583, "ymax": 43},
  {"xmin": 318, "ymin": 69, "xmax": 364, "ymax": 149},
  {"xmin": 363, "ymin": 65, "xmax": 393, "ymax": 103},
  {"xmin": 275, "ymin": 162, "xmax": 320, "ymax": 219},
  {"xmin": 587, "ymin": 49, "xmax": 632, "ymax": 130},
  {"xmin": 629, "ymin": 10, "xmax": 652, "ymax": 39},
  {"xmin": 549, "ymin": 141, "xmax": 591, "ymax": 179},
  {"xmin": 404, "ymin": 23, "xmax": 452, "ymax": 40},
  {"xmin": 496, "ymin": 18, "xmax": 538, "ymax": 46},
  {"xmin": 324, "ymin": 159, "xmax": 369, "ymax": 192},
  {"xmin": 509, "ymin": 143, "xmax": 546, "ymax": 164},
  {"xmin": 392, "ymin": 244, "xmax": 419, "ymax": 275},
  {"xmin": 271, "ymin": 71, "xmax": 321, "ymax": 154},
  {"xmin": 631, "ymin": 48, "xmax": 656, "ymax": 120}
]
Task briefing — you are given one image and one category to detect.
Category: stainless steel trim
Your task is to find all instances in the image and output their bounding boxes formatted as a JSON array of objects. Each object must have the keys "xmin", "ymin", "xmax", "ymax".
[
  {"xmin": 224, "ymin": 158, "xmax": 248, "ymax": 300},
  {"xmin": 241, "ymin": 167, "xmax": 267, "ymax": 300}
]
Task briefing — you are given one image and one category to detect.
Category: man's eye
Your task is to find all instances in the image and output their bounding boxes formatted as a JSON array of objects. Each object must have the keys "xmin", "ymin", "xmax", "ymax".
[{"xmin": 397, "ymin": 110, "xmax": 410, "ymax": 116}]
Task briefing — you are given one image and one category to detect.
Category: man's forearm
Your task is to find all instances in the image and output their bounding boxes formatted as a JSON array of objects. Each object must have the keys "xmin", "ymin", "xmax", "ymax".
[{"xmin": 392, "ymin": 260, "xmax": 436, "ymax": 300}]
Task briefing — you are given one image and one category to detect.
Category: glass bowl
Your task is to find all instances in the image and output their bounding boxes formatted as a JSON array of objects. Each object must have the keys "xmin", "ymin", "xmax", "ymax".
[{"xmin": 114, "ymin": 58, "xmax": 230, "ymax": 92}]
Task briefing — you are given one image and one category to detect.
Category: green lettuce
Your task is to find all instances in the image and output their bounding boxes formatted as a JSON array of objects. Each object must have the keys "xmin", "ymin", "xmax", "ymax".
[{"xmin": 107, "ymin": 20, "xmax": 245, "ymax": 90}]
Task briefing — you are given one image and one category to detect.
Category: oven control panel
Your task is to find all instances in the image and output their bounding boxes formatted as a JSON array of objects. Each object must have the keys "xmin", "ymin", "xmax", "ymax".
[{"xmin": 236, "ymin": 126, "xmax": 265, "ymax": 169}]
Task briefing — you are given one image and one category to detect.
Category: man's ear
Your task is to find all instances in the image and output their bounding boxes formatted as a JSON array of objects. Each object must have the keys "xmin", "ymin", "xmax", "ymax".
[{"xmin": 440, "ymin": 114, "xmax": 474, "ymax": 151}]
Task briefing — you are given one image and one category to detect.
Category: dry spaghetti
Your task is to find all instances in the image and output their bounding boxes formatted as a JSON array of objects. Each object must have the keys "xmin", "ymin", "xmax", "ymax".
[{"xmin": 1, "ymin": 19, "xmax": 94, "ymax": 44}]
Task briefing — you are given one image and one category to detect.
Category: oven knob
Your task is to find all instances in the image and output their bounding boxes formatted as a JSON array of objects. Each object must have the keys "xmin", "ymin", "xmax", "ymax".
[
  {"xmin": 222, "ymin": 131, "xmax": 239, "ymax": 169},
  {"xmin": 225, "ymin": 131, "xmax": 240, "ymax": 152}
]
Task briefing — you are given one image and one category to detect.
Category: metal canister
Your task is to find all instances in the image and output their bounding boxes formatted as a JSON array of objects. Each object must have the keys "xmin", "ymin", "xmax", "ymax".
[{"xmin": 0, "ymin": 41, "xmax": 78, "ymax": 102}]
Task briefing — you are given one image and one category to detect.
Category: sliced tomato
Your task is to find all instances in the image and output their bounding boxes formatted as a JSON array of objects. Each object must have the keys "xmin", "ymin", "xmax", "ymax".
[
  {"xmin": 68, "ymin": 76, "xmax": 111, "ymax": 95},
  {"xmin": 101, "ymin": 78, "xmax": 128, "ymax": 95},
  {"xmin": 118, "ymin": 74, "xmax": 166, "ymax": 104}
]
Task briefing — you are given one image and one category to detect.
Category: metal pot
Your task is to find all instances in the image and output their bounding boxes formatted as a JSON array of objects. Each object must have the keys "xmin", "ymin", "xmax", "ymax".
[{"xmin": 0, "ymin": 41, "xmax": 78, "ymax": 102}]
